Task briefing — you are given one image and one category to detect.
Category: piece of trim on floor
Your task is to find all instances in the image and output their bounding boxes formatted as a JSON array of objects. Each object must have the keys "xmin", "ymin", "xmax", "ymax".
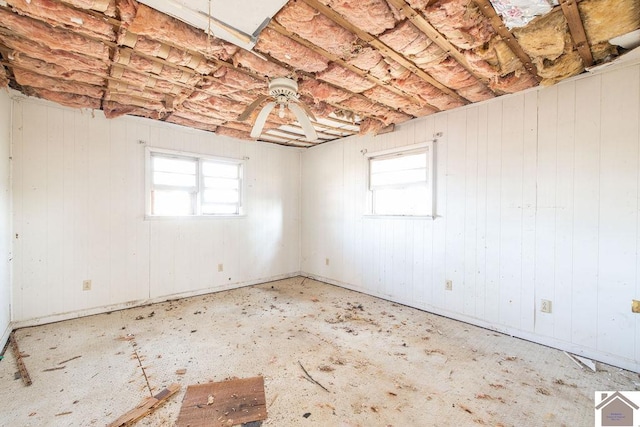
[
  {"xmin": 12, "ymin": 272, "xmax": 302, "ymax": 329},
  {"xmin": 301, "ymin": 272, "xmax": 640, "ymax": 374},
  {"xmin": 9, "ymin": 331, "xmax": 32, "ymax": 386},
  {"xmin": 107, "ymin": 383, "xmax": 181, "ymax": 427}
]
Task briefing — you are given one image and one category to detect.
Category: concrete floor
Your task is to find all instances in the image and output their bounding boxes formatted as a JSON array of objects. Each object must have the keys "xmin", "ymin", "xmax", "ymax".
[{"xmin": 0, "ymin": 277, "xmax": 637, "ymax": 426}]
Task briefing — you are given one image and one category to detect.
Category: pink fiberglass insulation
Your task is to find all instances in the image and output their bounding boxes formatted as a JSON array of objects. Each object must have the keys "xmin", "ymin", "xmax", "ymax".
[
  {"xmin": 422, "ymin": 57, "xmax": 478, "ymax": 89},
  {"xmin": 423, "ymin": 0, "xmax": 494, "ymax": 50},
  {"xmin": 275, "ymin": 1, "xmax": 357, "ymax": 59},
  {"xmin": 317, "ymin": 63, "xmax": 377, "ymax": 93},
  {"xmin": 299, "ymin": 79, "xmax": 352, "ymax": 104},
  {"xmin": 255, "ymin": 27, "xmax": 329, "ymax": 73},
  {"xmin": 0, "ymin": 8, "xmax": 110, "ymax": 61},
  {"xmin": 319, "ymin": 0, "xmax": 397, "ymax": 35},
  {"xmin": 233, "ymin": 49, "xmax": 290, "ymax": 78},
  {"xmin": 28, "ymin": 88, "xmax": 102, "ymax": 109},
  {"xmin": 456, "ymin": 83, "xmax": 495, "ymax": 102}
]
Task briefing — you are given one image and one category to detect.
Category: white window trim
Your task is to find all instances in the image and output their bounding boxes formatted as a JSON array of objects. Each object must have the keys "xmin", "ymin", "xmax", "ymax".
[
  {"xmin": 364, "ymin": 141, "xmax": 436, "ymax": 219},
  {"xmin": 145, "ymin": 147, "xmax": 246, "ymax": 219}
]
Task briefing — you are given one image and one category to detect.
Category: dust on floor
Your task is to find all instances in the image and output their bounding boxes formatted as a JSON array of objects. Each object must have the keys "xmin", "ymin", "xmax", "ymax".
[{"xmin": 0, "ymin": 277, "xmax": 637, "ymax": 426}]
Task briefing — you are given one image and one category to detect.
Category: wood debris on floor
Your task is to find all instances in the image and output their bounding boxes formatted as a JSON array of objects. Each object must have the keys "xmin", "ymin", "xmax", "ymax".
[
  {"xmin": 176, "ymin": 377, "xmax": 267, "ymax": 427},
  {"xmin": 108, "ymin": 383, "xmax": 181, "ymax": 427},
  {"xmin": 9, "ymin": 331, "xmax": 32, "ymax": 386}
]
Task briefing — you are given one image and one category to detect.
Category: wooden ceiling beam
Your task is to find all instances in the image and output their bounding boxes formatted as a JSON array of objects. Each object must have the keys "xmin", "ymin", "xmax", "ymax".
[
  {"xmin": 472, "ymin": 0, "xmax": 541, "ymax": 81},
  {"xmin": 268, "ymin": 20, "xmax": 434, "ymax": 110},
  {"xmin": 300, "ymin": 0, "xmax": 468, "ymax": 105},
  {"xmin": 387, "ymin": 0, "xmax": 496, "ymax": 94},
  {"xmin": 558, "ymin": 0, "xmax": 593, "ymax": 67}
]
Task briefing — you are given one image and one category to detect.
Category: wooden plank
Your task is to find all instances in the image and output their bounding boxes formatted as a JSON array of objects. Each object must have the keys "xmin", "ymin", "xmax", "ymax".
[
  {"xmin": 387, "ymin": 0, "xmax": 496, "ymax": 94},
  {"xmin": 268, "ymin": 21, "xmax": 431, "ymax": 110},
  {"xmin": 107, "ymin": 383, "xmax": 180, "ymax": 427},
  {"xmin": 175, "ymin": 377, "xmax": 267, "ymax": 427},
  {"xmin": 558, "ymin": 0, "xmax": 593, "ymax": 67},
  {"xmin": 9, "ymin": 332, "xmax": 32, "ymax": 386},
  {"xmin": 472, "ymin": 0, "xmax": 541, "ymax": 81},
  {"xmin": 301, "ymin": 0, "xmax": 468, "ymax": 104}
]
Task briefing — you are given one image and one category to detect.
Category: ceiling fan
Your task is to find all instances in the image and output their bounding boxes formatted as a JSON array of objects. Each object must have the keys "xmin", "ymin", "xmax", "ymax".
[{"xmin": 238, "ymin": 77, "xmax": 319, "ymax": 141}]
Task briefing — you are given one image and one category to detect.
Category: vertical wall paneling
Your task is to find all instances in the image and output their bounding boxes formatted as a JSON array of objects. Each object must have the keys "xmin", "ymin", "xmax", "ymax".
[
  {"xmin": 12, "ymin": 99, "xmax": 301, "ymax": 323},
  {"xmin": 597, "ymin": 66, "xmax": 639, "ymax": 360},
  {"xmin": 0, "ymin": 90, "xmax": 11, "ymax": 343},
  {"xmin": 301, "ymin": 61, "xmax": 640, "ymax": 371}
]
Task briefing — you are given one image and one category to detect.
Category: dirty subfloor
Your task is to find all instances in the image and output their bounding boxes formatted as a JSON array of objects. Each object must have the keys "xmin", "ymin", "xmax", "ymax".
[{"xmin": 0, "ymin": 277, "xmax": 637, "ymax": 426}]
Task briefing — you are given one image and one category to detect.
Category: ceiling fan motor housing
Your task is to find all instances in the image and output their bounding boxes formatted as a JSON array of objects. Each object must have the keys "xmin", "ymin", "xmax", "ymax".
[{"xmin": 269, "ymin": 77, "xmax": 299, "ymax": 104}]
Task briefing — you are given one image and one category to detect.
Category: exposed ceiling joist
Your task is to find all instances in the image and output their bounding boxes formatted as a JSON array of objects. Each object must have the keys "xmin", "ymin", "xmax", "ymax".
[
  {"xmin": 300, "ymin": 0, "xmax": 468, "ymax": 105},
  {"xmin": 472, "ymin": 0, "xmax": 541, "ymax": 81},
  {"xmin": 386, "ymin": 0, "xmax": 496, "ymax": 94},
  {"xmin": 558, "ymin": 0, "xmax": 594, "ymax": 67}
]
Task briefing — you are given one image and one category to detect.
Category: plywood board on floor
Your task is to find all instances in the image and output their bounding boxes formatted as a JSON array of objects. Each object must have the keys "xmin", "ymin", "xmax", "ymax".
[{"xmin": 176, "ymin": 377, "xmax": 266, "ymax": 427}]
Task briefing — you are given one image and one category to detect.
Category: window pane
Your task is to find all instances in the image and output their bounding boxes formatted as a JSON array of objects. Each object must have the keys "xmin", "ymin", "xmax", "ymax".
[
  {"xmin": 152, "ymin": 190, "xmax": 194, "ymax": 215},
  {"xmin": 203, "ymin": 177, "xmax": 239, "ymax": 190},
  {"xmin": 153, "ymin": 171, "xmax": 196, "ymax": 187},
  {"xmin": 203, "ymin": 189, "xmax": 239, "ymax": 204},
  {"xmin": 153, "ymin": 156, "xmax": 196, "ymax": 174},
  {"xmin": 373, "ymin": 186, "xmax": 429, "ymax": 216},
  {"xmin": 202, "ymin": 161, "xmax": 238, "ymax": 178},
  {"xmin": 371, "ymin": 152, "xmax": 426, "ymax": 173},
  {"xmin": 371, "ymin": 168, "xmax": 426, "ymax": 187},
  {"xmin": 202, "ymin": 203, "xmax": 239, "ymax": 215}
]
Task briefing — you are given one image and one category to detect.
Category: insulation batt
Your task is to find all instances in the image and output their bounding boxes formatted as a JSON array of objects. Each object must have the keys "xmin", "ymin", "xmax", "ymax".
[
  {"xmin": 112, "ymin": 67, "xmax": 185, "ymax": 94},
  {"xmin": 103, "ymin": 101, "xmax": 165, "ymax": 119},
  {"xmin": 186, "ymin": 93, "xmax": 246, "ymax": 117},
  {"xmin": 422, "ymin": 57, "xmax": 478, "ymax": 90},
  {"xmin": 11, "ymin": 55, "xmax": 106, "ymax": 86},
  {"xmin": 358, "ymin": 117, "xmax": 385, "ymax": 135},
  {"xmin": 275, "ymin": 1, "xmax": 357, "ymax": 59},
  {"xmin": 62, "ymin": 0, "xmax": 116, "ymax": 16},
  {"xmin": 223, "ymin": 89, "xmax": 259, "ymax": 104},
  {"xmin": 116, "ymin": 0, "xmax": 138, "ymax": 26},
  {"xmin": 112, "ymin": 49, "xmax": 201, "ymax": 87},
  {"xmin": 28, "ymin": 88, "xmax": 101, "ymax": 109},
  {"xmin": 364, "ymin": 86, "xmax": 436, "ymax": 116},
  {"xmin": 384, "ymin": 58, "xmax": 411, "ymax": 80},
  {"xmin": 411, "ymin": 41, "xmax": 448, "ymax": 66},
  {"xmin": 105, "ymin": 92, "xmax": 164, "ymax": 110},
  {"xmin": 299, "ymin": 79, "xmax": 351, "ymax": 104},
  {"xmin": 215, "ymin": 126, "xmax": 255, "ymax": 141},
  {"xmin": 255, "ymin": 28, "xmax": 329, "ymax": 73},
  {"xmin": 379, "ymin": 20, "xmax": 432, "ymax": 56},
  {"xmin": 106, "ymin": 80, "xmax": 167, "ymax": 102},
  {"xmin": 170, "ymin": 110, "xmax": 224, "ymax": 126},
  {"xmin": 232, "ymin": 49, "xmax": 290, "ymax": 78},
  {"xmin": 166, "ymin": 115, "xmax": 218, "ymax": 133},
  {"xmin": 394, "ymin": 74, "xmax": 464, "ymax": 110},
  {"xmin": 423, "ymin": 0, "xmax": 494, "ymax": 50},
  {"xmin": 210, "ymin": 68, "xmax": 265, "ymax": 92},
  {"xmin": 348, "ymin": 46, "xmax": 384, "ymax": 71},
  {"xmin": 317, "ymin": 63, "xmax": 376, "ymax": 93},
  {"xmin": 474, "ymin": 36, "xmax": 523, "ymax": 77},
  {"xmin": 127, "ymin": 4, "xmax": 237, "ymax": 61},
  {"xmin": 197, "ymin": 78, "xmax": 243, "ymax": 98},
  {"xmin": 0, "ymin": 8, "xmax": 110, "ymax": 61},
  {"xmin": 14, "ymin": 69, "xmax": 104, "ymax": 99},
  {"xmin": 6, "ymin": 0, "xmax": 116, "ymax": 42},
  {"xmin": 320, "ymin": 0, "xmax": 397, "ymax": 35},
  {"xmin": 181, "ymin": 101, "xmax": 238, "ymax": 122},
  {"xmin": 514, "ymin": 11, "xmax": 568, "ymax": 62},
  {"xmin": 490, "ymin": 72, "xmax": 538, "ymax": 94},
  {"xmin": 3, "ymin": 37, "xmax": 109, "ymax": 76},
  {"xmin": 456, "ymin": 83, "xmax": 494, "ymax": 102},
  {"xmin": 340, "ymin": 96, "xmax": 411, "ymax": 125},
  {"xmin": 580, "ymin": 0, "xmax": 640, "ymax": 44}
]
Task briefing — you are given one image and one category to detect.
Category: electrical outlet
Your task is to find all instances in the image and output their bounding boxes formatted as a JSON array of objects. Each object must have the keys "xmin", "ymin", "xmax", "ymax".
[
  {"xmin": 218, "ymin": 264, "xmax": 224, "ymax": 272},
  {"xmin": 445, "ymin": 280, "xmax": 453, "ymax": 291},
  {"xmin": 541, "ymin": 299, "xmax": 552, "ymax": 313},
  {"xmin": 82, "ymin": 280, "xmax": 91, "ymax": 291},
  {"xmin": 325, "ymin": 258, "xmax": 330, "ymax": 266}
]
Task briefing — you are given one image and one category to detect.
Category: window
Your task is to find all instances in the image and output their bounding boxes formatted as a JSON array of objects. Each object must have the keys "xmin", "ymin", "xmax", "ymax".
[
  {"xmin": 147, "ymin": 148, "xmax": 244, "ymax": 217},
  {"xmin": 367, "ymin": 142, "xmax": 434, "ymax": 217}
]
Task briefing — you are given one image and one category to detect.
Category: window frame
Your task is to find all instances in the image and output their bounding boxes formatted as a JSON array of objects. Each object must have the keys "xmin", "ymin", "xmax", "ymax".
[
  {"xmin": 145, "ymin": 147, "xmax": 245, "ymax": 219},
  {"xmin": 365, "ymin": 141, "xmax": 435, "ymax": 218}
]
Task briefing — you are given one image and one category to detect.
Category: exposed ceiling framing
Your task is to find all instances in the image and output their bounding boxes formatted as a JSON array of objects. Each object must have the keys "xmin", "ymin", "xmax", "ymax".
[{"xmin": 0, "ymin": 0, "xmax": 637, "ymax": 148}]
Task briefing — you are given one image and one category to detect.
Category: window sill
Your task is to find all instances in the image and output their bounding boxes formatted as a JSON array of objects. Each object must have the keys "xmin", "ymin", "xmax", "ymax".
[{"xmin": 363, "ymin": 214, "xmax": 436, "ymax": 220}]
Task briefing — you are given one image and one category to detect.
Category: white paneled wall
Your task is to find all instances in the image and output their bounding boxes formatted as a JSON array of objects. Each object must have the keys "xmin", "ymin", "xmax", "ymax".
[
  {"xmin": 0, "ymin": 90, "xmax": 11, "ymax": 343},
  {"xmin": 301, "ymin": 62, "xmax": 640, "ymax": 371},
  {"xmin": 11, "ymin": 97, "xmax": 301, "ymax": 324}
]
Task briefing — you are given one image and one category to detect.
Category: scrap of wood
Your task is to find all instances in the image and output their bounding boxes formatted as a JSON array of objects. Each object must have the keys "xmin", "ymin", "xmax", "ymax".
[
  {"xmin": 558, "ymin": 0, "xmax": 593, "ymax": 67},
  {"xmin": 298, "ymin": 361, "xmax": 329, "ymax": 393},
  {"xmin": 9, "ymin": 332, "xmax": 32, "ymax": 386},
  {"xmin": 58, "ymin": 355, "xmax": 81, "ymax": 365},
  {"xmin": 107, "ymin": 383, "xmax": 181, "ymax": 427},
  {"xmin": 175, "ymin": 377, "xmax": 267, "ymax": 427},
  {"xmin": 43, "ymin": 366, "xmax": 66, "ymax": 372},
  {"xmin": 564, "ymin": 351, "xmax": 597, "ymax": 372}
]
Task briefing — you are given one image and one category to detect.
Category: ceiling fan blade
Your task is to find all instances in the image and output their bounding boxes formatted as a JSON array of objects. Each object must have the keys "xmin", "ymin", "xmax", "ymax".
[
  {"xmin": 250, "ymin": 101, "xmax": 276, "ymax": 138},
  {"xmin": 238, "ymin": 95, "xmax": 270, "ymax": 122},
  {"xmin": 296, "ymin": 101, "xmax": 318, "ymax": 122},
  {"xmin": 289, "ymin": 103, "xmax": 318, "ymax": 142}
]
